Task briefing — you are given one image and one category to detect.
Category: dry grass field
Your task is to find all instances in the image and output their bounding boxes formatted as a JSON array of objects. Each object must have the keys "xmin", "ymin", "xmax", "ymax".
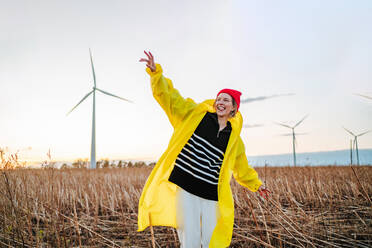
[{"xmin": 0, "ymin": 154, "xmax": 371, "ymax": 247}]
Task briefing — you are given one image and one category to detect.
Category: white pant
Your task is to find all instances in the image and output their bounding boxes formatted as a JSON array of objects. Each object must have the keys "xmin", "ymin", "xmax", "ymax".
[{"xmin": 176, "ymin": 188, "xmax": 218, "ymax": 248}]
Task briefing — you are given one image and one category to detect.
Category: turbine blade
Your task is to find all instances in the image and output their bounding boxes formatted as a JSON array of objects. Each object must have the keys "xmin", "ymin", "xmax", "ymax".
[
  {"xmin": 95, "ymin": 88, "xmax": 133, "ymax": 103},
  {"xmin": 241, "ymin": 93, "xmax": 295, "ymax": 104},
  {"xmin": 89, "ymin": 49, "xmax": 96, "ymax": 87},
  {"xmin": 357, "ymin": 130, "xmax": 372, "ymax": 137},
  {"xmin": 279, "ymin": 133, "xmax": 293, "ymax": 136},
  {"xmin": 294, "ymin": 114, "xmax": 309, "ymax": 128},
  {"xmin": 243, "ymin": 123, "xmax": 264, "ymax": 128},
  {"xmin": 354, "ymin": 93, "xmax": 372, "ymax": 100},
  {"xmin": 274, "ymin": 122, "xmax": 292, "ymax": 129},
  {"xmin": 343, "ymin": 127, "xmax": 356, "ymax": 137},
  {"xmin": 280, "ymin": 133, "xmax": 309, "ymax": 138},
  {"xmin": 294, "ymin": 132, "xmax": 309, "ymax": 136},
  {"xmin": 66, "ymin": 90, "xmax": 94, "ymax": 116}
]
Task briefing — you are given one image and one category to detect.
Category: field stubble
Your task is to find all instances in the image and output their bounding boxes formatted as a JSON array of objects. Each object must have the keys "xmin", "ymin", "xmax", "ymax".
[{"xmin": 0, "ymin": 162, "xmax": 371, "ymax": 247}]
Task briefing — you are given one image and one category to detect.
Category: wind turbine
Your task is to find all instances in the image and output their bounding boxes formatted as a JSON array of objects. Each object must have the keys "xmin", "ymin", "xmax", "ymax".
[
  {"xmin": 354, "ymin": 93, "xmax": 372, "ymax": 100},
  {"xmin": 275, "ymin": 115, "xmax": 309, "ymax": 166},
  {"xmin": 343, "ymin": 127, "xmax": 371, "ymax": 166},
  {"xmin": 67, "ymin": 49, "xmax": 132, "ymax": 169},
  {"xmin": 241, "ymin": 93, "xmax": 294, "ymax": 104},
  {"xmin": 243, "ymin": 123, "xmax": 264, "ymax": 128}
]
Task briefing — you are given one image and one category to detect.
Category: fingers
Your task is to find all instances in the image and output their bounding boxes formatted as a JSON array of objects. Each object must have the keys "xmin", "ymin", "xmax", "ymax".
[
  {"xmin": 144, "ymin": 50, "xmax": 153, "ymax": 59},
  {"xmin": 139, "ymin": 58, "xmax": 149, "ymax": 63},
  {"xmin": 141, "ymin": 50, "xmax": 155, "ymax": 71},
  {"xmin": 144, "ymin": 50, "xmax": 154, "ymax": 62},
  {"xmin": 144, "ymin": 50, "xmax": 154, "ymax": 61},
  {"xmin": 263, "ymin": 190, "xmax": 270, "ymax": 199},
  {"xmin": 259, "ymin": 191, "xmax": 269, "ymax": 200},
  {"xmin": 258, "ymin": 188, "xmax": 271, "ymax": 200}
]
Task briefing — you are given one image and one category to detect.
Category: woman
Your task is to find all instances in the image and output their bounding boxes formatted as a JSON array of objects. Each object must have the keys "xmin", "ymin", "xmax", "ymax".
[{"xmin": 138, "ymin": 51, "xmax": 269, "ymax": 247}]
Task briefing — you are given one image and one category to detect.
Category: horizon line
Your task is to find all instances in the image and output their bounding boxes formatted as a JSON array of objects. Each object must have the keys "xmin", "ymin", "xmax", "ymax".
[{"xmin": 20, "ymin": 147, "xmax": 372, "ymax": 165}]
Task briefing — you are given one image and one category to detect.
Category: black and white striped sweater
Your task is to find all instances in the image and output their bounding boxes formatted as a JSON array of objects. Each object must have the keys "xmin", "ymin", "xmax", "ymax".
[{"xmin": 168, "ymin": 112, "xmax": 232, "ymax": 201}]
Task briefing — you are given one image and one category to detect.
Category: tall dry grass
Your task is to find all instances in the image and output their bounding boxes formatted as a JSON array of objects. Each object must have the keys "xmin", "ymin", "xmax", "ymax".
[{"xmin": 0, "ymin": 152, "xmax": 371, "ymax": 247}]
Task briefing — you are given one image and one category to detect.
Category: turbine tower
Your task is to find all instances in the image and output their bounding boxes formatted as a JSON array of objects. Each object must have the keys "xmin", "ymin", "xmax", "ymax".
[
  {"xmin": 67, "ymin": 49, "xmax": 132, "ymax": 169},
  {"xmin": 343, "ymin": 127, "xmax": 371, "ymax": 166},
  {"xmin": 275, "ymin": 115, "xmax": 308, "ymax": 166}
]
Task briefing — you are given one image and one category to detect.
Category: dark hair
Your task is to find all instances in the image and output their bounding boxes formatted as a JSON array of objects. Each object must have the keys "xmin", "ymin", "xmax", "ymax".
[{"xmin": 230, "ymin": 98, "xmax": 237, "ymax": 117}]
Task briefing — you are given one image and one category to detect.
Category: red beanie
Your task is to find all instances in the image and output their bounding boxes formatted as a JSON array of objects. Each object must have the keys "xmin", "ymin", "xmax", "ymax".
[{"xmin": 217, "ymin": 88, "xmax": 242, "ymax": 111}]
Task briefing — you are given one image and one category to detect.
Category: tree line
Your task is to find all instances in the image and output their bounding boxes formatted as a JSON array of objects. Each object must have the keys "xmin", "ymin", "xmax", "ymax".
[{"xmin": 59, "ymin": 159, "xmax": 156, "ymax": 169}]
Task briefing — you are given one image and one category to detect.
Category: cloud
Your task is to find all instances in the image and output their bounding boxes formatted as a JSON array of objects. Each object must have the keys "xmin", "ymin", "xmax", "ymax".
[{"xmin": 241, "ymin": 93, "xmax": 295, "ymax": 104}]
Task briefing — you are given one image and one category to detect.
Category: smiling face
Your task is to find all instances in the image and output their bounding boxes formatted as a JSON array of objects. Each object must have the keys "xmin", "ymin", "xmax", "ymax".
[{"xmin": 214, "ymin": 93, "xmax": 236, "ymax": 118}]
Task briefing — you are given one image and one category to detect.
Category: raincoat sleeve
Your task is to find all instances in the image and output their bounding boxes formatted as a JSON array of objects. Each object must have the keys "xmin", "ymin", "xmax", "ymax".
[
  {"xmin": 232, "ymin": 137, "xmax": 262, "ymax": 192},
  {"xmin": 146, "ymin": 64, "xmax": 197, "ymax": 128}
]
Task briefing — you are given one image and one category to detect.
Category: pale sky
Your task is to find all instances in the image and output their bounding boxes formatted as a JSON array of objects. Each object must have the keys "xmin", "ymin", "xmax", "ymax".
[{"xmin": 1, "ymin": 0, "xmax": 371, "ymax": 163}]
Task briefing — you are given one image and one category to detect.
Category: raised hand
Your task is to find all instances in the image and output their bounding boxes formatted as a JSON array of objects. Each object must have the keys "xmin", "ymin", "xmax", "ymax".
[
  {"xmin": 258, "ymin": 186, "xmax": 271, "ymax": 200},
  {"xmin": 139, "ymin": 50, "xmax": 156, "ymax": 72}
]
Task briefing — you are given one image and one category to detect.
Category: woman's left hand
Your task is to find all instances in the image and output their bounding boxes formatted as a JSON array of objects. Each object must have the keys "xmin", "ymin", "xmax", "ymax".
[
  {"xmin": 139, "ymin": 50, "xmax": 156, "ymax": 72},
  {"xmin": 257, "ymin": 186, "xmax": 271, "ymax": 200}
]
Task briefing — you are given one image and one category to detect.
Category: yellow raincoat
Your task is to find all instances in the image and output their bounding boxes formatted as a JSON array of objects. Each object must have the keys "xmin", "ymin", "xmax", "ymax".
[{"xmin": 138, "ymin": 64, "xmax": 262, "ymax": 247}]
